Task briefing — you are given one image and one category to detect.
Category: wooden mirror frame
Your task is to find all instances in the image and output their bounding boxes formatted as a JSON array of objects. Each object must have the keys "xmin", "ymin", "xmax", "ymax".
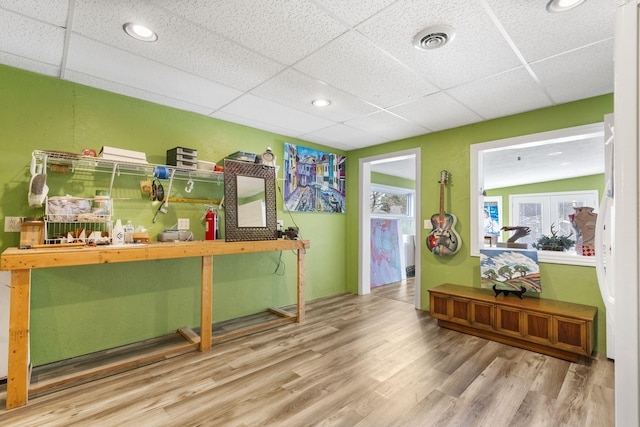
[{"xmin": 224, "ymin": 159, "xmax": 277, "ymax": 241}]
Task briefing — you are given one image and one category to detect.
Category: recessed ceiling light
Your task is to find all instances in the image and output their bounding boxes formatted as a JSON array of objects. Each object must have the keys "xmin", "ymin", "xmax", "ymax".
[
  {"xmin": 546, "ymin": 0, "xmax": 586, "ymax": 13},
  {"xmin": 548, "ymin": 151, "xmax": 563, "ymax": 156},
  {"xmin": 123, "ymin": 22, "xmax": 158, "ymax": 42},
  {"xmin": 413, "ymin": 25, "xmax": 456, "ymax": 51},
  {"xmin": 312, "ymin": 99, "xmax": 331, "ymax": 107}
]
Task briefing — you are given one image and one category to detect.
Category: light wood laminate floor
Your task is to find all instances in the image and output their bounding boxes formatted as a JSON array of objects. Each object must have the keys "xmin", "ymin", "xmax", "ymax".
[
  {"xmin": 371, "ymin": 277, "xmax": 415, "ymax": 305},
  {"xmin": 0, "ymin": 290, "xmax": 614, "ymax": 426}
]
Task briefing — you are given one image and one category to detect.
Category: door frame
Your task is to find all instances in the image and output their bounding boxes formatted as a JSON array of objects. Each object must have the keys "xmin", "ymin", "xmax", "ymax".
[{"xmin": 358, "ymin": 148, "xmax": 421, "ymax": 309}]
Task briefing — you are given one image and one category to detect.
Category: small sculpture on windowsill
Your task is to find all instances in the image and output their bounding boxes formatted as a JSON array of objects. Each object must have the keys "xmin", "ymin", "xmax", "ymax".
[
  {"xmin": 496, "ymin": 226, "xmax": 530, "ymax": 249},
  {"xmin": 570, "ymin": 207, "xmax": 597, "ymax": 256},
  {"xmin": 534, "ymin": 224, "xmax": 575, "ymax": 252}
]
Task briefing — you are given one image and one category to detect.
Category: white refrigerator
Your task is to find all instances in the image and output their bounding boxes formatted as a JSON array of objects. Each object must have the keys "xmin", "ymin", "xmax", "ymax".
[
  {"xmin": 595, "ymin": 114, "xmax": 615, "ymax": 360},
  {"xmin": 612, "ymin": 0, "xmax": 640, "ymax": 424}
]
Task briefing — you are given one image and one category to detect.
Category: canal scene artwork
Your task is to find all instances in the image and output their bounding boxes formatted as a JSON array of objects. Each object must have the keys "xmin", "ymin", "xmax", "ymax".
[{"xmin": 283, "ymin": 143, "xmax": 346, "ymax": 213}]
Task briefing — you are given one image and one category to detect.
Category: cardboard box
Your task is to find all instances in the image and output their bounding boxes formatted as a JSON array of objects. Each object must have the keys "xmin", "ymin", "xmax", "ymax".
[{"xmin": 99, "ymin": 146, "xmax": 147, "ymax": 164}]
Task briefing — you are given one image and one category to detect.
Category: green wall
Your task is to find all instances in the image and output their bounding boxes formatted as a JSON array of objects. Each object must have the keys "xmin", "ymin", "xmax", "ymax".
[
  {"xmin": 0, "ymin": 65, "xmax": 346, "ymax": 365},
  {"xmin": 0, "ymin": 63, "xmax": 614, "ymax": 362},
  {"xmin": 345, "ymin": 94, "xmax": 613, "ymax": 354}
]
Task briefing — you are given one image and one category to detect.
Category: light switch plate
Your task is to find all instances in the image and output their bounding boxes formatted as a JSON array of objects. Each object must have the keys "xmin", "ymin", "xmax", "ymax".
[
  {"xmin": 5, "ymin": 217, "xmax": 22, "ymax": 232},
  {"xmin": 424, "ymin": 219, "xmax": 433, "ymax": 229}
]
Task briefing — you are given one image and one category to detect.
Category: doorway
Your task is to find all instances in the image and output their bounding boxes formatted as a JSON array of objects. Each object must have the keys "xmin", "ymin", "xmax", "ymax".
[{"xmin": 358, "ymin": 148, "xmax": 421, "ymax": 309}]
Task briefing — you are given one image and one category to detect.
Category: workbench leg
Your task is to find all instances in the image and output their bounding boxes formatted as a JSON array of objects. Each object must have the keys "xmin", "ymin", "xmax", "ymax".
[
  {"xmin": 297, "ymin": 248, "xmax": 305, "ymax": 323},
  {"xmin": 6, "ymin": 269, "xmax": 31, "ymax": 409},
  {"xmin": 200, "ymin": 256, "xmax": 213, "ymax": 351}
]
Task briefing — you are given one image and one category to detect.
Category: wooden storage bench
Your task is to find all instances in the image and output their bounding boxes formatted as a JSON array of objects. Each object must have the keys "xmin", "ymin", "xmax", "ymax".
[{"xmin": 428, "ymin": 283, "xmax": 597, "ymax": 362}]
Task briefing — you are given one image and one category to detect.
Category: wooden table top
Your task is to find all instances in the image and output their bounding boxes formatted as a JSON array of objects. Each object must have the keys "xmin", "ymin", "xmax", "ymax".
[{"xmin": 1, "ymin": 239, "xmax": 309, "ymax": 270}]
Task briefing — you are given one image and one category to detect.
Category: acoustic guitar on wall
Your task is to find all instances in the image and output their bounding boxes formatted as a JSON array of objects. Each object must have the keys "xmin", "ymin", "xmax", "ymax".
[{"xmin": 426, "ymin": 170, "xmax": 461, "ymax": 256}]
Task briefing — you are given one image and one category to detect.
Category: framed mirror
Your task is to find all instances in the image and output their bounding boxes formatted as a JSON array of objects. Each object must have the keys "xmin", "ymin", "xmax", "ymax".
[
  {"xmin": 470, "ymin": 122, "xmax": 606, "ymax": 266},
  {"xmin": 224, "ymin": 159, "xmax": 277, "ymax": 241}
]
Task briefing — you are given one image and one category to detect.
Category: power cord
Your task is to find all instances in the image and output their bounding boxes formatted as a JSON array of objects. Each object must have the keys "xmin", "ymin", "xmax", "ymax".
[
  {"xmin": 277, "ymin": 183, "xmax": 305, "ymax": 249},
  {"xmin": 274, "ymin": 183, "xmax": 307, "ymax": 282},
  {"xmin": 273, "ymin": 250, "xmax": 286, "ymax": 276}
]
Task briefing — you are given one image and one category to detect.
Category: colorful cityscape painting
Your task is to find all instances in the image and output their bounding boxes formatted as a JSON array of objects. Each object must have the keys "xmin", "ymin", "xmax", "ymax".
[
  {"xmin": 283, "ymin": 143, "xmax": 346, "ymax": 213},
  {"xmin": 480, "ymin": 249, "xmax": 541, "ymax": 293}
]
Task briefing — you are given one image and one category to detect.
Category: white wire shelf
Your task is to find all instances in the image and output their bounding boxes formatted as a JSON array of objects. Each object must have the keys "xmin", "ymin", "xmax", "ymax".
[{"xmin": 33, "ymin": 149, "xmax": 224, "ymax": 185}]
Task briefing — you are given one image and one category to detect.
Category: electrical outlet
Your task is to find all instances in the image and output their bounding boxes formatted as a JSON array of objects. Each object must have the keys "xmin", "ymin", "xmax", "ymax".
[
  {"xmin": 177, "ymin": 218, "xmax": 190, "ymax": 230},
  {"xmin": 5, "ymin": 216, "xmax": 23, "ymax": 232},
  {"xmin": 277, "ymin": 220, "xmax": 284, "ymax": 230},
  {"xmin": 424, "ymin": 219, "xmax": 433, "ymax": 229}
]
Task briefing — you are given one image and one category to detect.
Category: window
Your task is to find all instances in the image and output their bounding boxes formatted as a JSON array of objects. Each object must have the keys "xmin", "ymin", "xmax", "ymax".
[
  {"xmin": 509, "ymin": 190, "xmax": 599, "ymax": 250},
  {"xmin": 470, "ymin": 122, "xmax": 605, "ymax": 266},
  {"xmin": 370, "ymin": 184, "xmax": 414, "ymax": 218}
]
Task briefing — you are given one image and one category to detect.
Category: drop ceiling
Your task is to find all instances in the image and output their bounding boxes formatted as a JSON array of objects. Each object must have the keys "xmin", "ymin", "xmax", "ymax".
[{"xmin": 0, "ymin": 0, "xmax": 614, "ymax": 154}]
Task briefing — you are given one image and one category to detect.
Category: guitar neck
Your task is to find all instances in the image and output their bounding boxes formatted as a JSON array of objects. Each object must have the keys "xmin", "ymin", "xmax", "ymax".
[{"xmin": 439, "ymin": 182, "xmax": 445, "ymax": 224}]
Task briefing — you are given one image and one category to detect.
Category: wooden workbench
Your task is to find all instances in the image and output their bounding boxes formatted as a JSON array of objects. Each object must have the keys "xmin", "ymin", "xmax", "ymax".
[{"xmin": 1, "ymin": 239, "xmax": 309, "ymax": 409}]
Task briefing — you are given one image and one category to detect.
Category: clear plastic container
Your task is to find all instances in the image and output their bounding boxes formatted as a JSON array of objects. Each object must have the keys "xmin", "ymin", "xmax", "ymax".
[{"xmin": 124, "ymin": 220, "xmax": 135, "ymax": 244}]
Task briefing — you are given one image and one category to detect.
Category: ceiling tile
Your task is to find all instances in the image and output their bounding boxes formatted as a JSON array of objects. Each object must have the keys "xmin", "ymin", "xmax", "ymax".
[
  {"xmin": 64, "ymin": 70, "xmax": 217, "ymax": 117},
  {"xmin": 217, "ymin": 93, "xmax": 337, "ymax": 135},
  {"xmin": 72, "ymin": 0, "xmax": 285, "ymax": 91},
  {"xmin": 152, "ymin": 0, "xmax": 349, "ymax": 65},
  {"xmin": 0, "ymin": 53, "xmax": 60, "ymax": 77},
  {"xmin": 447, "ymin": 68, "xmax": 552, "ymax": 120},
  {"xmin": 344, "ymin": 110, "xmax": 428, "ymax": 141},
  {"xmin": 389, "ymin": 92, "xmax": 483, "ymax": 132},
  {"xmin": 295, "ymin": 30, "xmax": 438, "ymax": 108},
  {"xmin": 212, "ymin": 110, "xmax": 307, "ymax": 139},
  {"xmin": 299, "ymin": 135, "xmax": 354, "ymax": 151},
  {"xmin": 302, "ymin": 123, "xmax": 390, "ymax": 149},
  {"xmin": 482, "ymin": 0, "xmax": 615, "ymax": 63},
  {"xmin": 250, "ymin": 68, "xmax": 381, "ymax": 122},
  {"xmin": 0, "ymin": 0, "xmax": 69, "ymax": 26},
  {"xmin": 0, "ymin": 8, "xmax": 64, "ymax": 71},
  {"xmin": 0, "ymin": 0, "xmax": 615, "ymax": 153},
  {"xmin": 65, "ymin": 35, "xmax": 243, "ymax": 111},
  {"xmin": 531, "ymin": 40, "xmax": 614, "ymax": 105},
  {"xmin": 356, "ymin": 0, "xmax": 522, "ymax": 90},
  {"xmin": 314, "ymin": 0, "xmax": 396, "ymax": 26}
]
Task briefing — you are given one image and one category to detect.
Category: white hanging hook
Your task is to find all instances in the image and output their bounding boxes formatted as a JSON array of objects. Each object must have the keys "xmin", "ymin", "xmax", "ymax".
[
  {"xmin": 108, "ymin": 163, "xmax": 119, "ymax": 196},
  {"xmin": 185, "ymin": 174, "xmax": 194, "ymax": 193},
  {"xmin": 30, "ymin": 152, "xmax": 37, "ymax": 175}
]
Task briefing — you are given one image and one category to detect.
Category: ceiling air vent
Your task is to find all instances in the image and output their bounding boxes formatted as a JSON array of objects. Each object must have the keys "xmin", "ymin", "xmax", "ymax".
[{"xmin": 413, "ymin": 25, "xmax": 456, "ymax": 50}]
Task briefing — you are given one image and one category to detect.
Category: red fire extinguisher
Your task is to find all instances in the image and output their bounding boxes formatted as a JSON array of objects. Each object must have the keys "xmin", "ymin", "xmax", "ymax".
[{"xmin": 205, "ymin": 208, "xmax": 217, "ymax": 240}]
